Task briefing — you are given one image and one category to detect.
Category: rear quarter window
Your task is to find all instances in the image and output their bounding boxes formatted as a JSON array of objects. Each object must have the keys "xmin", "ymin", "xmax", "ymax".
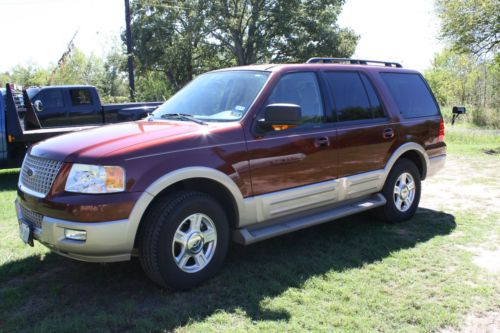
[
  {"xmin": 69, "ymin": 89, "xmax": 93, "ymax": 106},
  {"xmin": 380, "ymin": 73, "xmax": 439, "ymax": 118}
]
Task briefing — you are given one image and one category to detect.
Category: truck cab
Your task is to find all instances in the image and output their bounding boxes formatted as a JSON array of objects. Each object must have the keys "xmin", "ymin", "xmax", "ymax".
[
  {"xmin": 1, "ymin": 84, "xmax": 162, "ymax": 169},
  {"xmin": 27, "ymin": 86, "xmax": 103, "ymax": 127}
]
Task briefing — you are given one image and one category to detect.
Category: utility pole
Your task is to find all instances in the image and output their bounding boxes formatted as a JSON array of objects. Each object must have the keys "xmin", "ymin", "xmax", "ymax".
[{"xmin": 125, "ymin": 0, "xmax": 135, "ymax": 101}]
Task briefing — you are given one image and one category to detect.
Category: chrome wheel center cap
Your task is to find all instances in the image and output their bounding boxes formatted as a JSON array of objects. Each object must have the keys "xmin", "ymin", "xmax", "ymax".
[
  {"xmin": 187, "ymin": 233, "xmax": 204, "ymax": 253},
  {"xmin": 401, "ymin": 186, "xmax": 409, "ymax": 199}
]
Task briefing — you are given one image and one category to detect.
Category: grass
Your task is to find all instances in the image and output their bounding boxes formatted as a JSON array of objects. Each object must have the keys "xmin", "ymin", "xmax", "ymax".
[
  {"xmin": 445, "ymin": 124, "xmax": 500, "ymax": 155},
  {"xmin": 0, "ymin": 128, "xmax": 499, "ymax": 332}
]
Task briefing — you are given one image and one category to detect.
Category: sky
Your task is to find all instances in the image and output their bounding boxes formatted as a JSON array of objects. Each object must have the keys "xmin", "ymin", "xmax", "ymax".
[
  {"xmin": 0, "ymin": 0, "xmax": 443, "ymax": 73},
  {"xmin": 337, "ymin": 0, "xmax": 444, "ymax": 71}
]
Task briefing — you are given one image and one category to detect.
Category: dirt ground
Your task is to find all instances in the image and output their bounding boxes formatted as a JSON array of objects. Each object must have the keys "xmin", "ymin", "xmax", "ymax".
[
  {"xmin": 422, "ymin": 154, "xmax": 500, "ymax": 216},
  {"xmin": 426, "ymin": 154, "xmax": 500, "ymax": 333}
]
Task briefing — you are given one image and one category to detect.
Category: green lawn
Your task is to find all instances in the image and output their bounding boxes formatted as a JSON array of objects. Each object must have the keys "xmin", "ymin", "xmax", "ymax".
[{"xmin": 0, "ymin": 127, "xmax": 499, "ymax": 333}]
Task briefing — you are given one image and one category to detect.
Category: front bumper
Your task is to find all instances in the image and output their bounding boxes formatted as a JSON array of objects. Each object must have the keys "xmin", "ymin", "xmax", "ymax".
[{"xmin": 15, "ymin": 199, "xmax": 133, "ymax": 263}]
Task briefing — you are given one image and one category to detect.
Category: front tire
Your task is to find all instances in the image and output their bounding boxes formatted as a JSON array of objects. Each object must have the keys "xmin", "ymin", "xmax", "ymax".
[
  {"xmin": 376, "ymin": 158, "xmax": 421, "ymax": 223},
  {"xmin": 138, "ymin": 191, "xmax": 229, "ymax": 290}
]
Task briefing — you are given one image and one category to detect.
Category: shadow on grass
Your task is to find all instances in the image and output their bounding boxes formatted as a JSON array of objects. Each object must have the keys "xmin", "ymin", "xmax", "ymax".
[
  {"xmin": 0, "ymin": 208, "xmax": 456, "ymax": 331},
  {"xmin": 0, "ymin": 169, "xmax": 19, "ymax": 191}
]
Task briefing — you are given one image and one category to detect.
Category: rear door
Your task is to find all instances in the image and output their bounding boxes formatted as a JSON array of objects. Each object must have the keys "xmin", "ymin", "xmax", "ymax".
[
  {"xmin": 323, "ymin": 71, "xmax": 396, "ymax": 178},
  {"xmin": 68, "ymin": 88, "xmax": 102, "ymax": 125}
]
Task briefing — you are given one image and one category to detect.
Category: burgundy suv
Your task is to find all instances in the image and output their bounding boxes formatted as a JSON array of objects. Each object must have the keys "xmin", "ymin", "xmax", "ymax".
[{"xmin": 16, "ymin": 58, "xmax": 446, "ymax": 289}]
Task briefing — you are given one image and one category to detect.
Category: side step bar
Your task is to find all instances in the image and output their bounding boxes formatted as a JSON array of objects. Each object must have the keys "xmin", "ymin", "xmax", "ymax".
[{"xmin": 233, "ymin": 193, "xmax": 386, "ymax": 245}]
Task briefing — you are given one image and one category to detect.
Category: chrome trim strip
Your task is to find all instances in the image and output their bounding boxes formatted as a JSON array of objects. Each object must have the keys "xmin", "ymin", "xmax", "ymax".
[{"xmin": 18, "ymin": 183, "xmax": 46, "ymax": 198}]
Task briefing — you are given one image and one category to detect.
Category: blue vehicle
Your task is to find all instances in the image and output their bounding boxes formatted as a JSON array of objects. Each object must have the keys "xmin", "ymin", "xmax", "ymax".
[{"xmin": 1, "ymin": 84, "xmax": 161, "ymax": 168}]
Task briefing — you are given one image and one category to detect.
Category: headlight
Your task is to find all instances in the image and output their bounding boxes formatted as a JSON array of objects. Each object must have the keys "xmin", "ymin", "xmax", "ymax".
[{"xmin": 65, "ymin": 164, "xmax": 126, "ymax": 194}]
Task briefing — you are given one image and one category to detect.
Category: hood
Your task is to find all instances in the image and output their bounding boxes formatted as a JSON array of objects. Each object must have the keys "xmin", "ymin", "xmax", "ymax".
[{"xmin": 30, "ymin": 120, "xmax": 236, "ymax": 163}]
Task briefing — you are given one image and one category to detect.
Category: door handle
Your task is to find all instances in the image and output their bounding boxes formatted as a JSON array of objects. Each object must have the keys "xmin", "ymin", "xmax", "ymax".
[
  {"xmin": 314, "ymin": 136, "xmax": 330, "ymax": 148},
  {"xmin": 383, "ymin": 128, "xmax": 394, "ymax": 139}
]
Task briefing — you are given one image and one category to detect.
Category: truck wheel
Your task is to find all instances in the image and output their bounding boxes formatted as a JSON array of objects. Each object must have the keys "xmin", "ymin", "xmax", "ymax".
[
  {"xmin": 138, "ymin": 191, "xmax": 229, "ymax": 290},
  {"xmin": 376, "ymin": 158, "xmax": 421, "ymax": 223}
]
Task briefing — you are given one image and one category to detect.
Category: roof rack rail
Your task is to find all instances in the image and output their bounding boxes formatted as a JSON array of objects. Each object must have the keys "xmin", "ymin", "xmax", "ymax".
[{"xmin": 306, "ymin": 57, "xmax": 402, "ymax": 68}]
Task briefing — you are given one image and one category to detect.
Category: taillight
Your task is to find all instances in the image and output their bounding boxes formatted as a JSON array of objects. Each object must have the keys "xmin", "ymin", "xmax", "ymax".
[{"xmin": 438, "ymin": 118, "xmax": 445, "ymax": 142}]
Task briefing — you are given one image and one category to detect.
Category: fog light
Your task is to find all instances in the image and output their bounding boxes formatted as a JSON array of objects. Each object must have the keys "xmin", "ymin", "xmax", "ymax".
[{"xmin": 64, "ymin": 229, "xmax": 87, "ymax": 241}]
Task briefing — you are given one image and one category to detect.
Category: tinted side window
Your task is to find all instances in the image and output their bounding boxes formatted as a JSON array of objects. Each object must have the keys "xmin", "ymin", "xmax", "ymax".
[
  {"xmin": 325, "ymin": 72, "xmax": 383, "ymax": 122},
  {"xmin": 360, "ymin": 74, "xmax": 384, "ymax": 118},
  {"xmin": 39, "ymin": 90, "xmax": 64, "ymax": 108},
  {"xmin": 266, "ymin": 72, "xmax": 324, "ymax": 125},
  {"xmin": 380, "ymin": 73, "xmax": 439, "ymax": 117},
  {"xmin": 70, "ymin": 89, "xmax": 92, "ymax": 106}
]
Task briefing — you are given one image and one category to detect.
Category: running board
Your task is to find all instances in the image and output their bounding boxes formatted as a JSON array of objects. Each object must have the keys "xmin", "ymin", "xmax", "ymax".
[{"xmin": 233, "ymin": 193, "xmax": 386, "ymax": 245}]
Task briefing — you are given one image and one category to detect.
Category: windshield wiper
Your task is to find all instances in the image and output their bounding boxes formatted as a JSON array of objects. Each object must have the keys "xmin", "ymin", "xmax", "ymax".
[{"xmin": 159, "ymin": 113, "xmax": 207, "ymax": 125}]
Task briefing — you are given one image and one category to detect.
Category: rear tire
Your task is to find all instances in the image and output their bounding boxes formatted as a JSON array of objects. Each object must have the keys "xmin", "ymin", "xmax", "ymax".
[
  {"xmin": 138, "ymin": 191, "xmax": 229, "ymax": 290},
  {"xmin": 376, "ymin": 158, "xmax": 421, "ymax": 223}
]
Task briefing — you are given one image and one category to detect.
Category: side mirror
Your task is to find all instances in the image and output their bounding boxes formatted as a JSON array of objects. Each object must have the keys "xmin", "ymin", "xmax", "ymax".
[
  {"xmin": 451, "ymin": 106, "xmax": 466, "ymax": 125},
  {"xmin": 260, "ymin": 103, "xmax": 302, "ymax": 128},
  {"xmin": 33, "ymin": 100, "xmax": 44, "ymax": 112}
]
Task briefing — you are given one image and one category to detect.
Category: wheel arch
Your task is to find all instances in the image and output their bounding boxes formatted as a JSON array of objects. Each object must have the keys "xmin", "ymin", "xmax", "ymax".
[
  {"xmin": 126, "ymin": 167, "xmax": 245, "ymax": 250},
  {"xmin": 384, "ymin": 143, "xmax": 429, "ymax": 181}
]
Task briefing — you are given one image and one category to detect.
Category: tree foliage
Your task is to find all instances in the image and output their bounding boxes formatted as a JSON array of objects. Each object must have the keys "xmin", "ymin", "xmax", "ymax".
[
  {"xmin": 429, "ymin": 0, "xmax": 499, "ymax": 128},
  {"xmin": 207, "ymin": 0, "xmax": 358, "ymax": 64},
  {"xmin": 0, "ymin": 72, "xmax": 10, "ymax": 87},
  {"xmin": 9, "ymin": 65, "xmax": 50, "ymax": 87},
  {"xmin": 129, "ymin": 0, "xmax": 358, "ymax": 91},
  {"xmin": 425, "ymin": 48, "xmax": 499, "ymax": 127},
  {"xmin": 3, "ymin": 46, "xmax": 130, "ymax": 102},
  {"xmin": 130, "ymin": 0, "xmax": 225, "ymax": 92},
  {"xmin": 436, "ymin": 0, "xmax": 499, "ymax": 56}
]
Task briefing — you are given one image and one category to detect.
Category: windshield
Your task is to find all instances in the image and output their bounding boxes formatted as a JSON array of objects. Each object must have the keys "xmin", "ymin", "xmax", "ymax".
[{"xmin": 152, "ymin": 70, "xmax": 270, "ymax": 122}]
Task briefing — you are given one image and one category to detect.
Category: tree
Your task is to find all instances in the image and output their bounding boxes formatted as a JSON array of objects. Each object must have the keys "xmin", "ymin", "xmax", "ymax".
[
  {"xmin": 100, "ymin": 44, "xmax": 130, "ymax": 101},
  {"xmin": 10, "ymin": 65, "xmax": 50, "ymax": 87},
  {"xmin": 208, "ymin": 0, "xmax": 358, "ymax": 64},
  {"xmin": 130, "ymin": 0, "xmax": 225, "ymax": 91},
  {"xmin": 436, "ymin": 0, "xmax": 499, "ymax": 56},
  {"xmin": 425, "ymin": 48, "xmax": 477, "ymax": 106},
  {"xmin": 129, "ymin": 0, "xmax": 358, "ymax": 91},
  {"xmin": 425, "ymin": 48, "xmax": 499, "ymax": 127},
  {"xmin": 135, "ymin": 70, "xmax": 173, "ymax": 102},
  {"xmin": 0, "ymin": 72, "xmax": 11, "ymax": 87},
  {"xmin": 50, "ymin": 49, "xmax": 105, "ymax": 86}
]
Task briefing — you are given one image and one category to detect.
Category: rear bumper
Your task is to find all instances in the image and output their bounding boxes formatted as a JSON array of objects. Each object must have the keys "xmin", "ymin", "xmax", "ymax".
[
  {"xmin": 427, "ymin": 154, "xmax": 446, "ymax": 177},
  {"xmin": 15, "ymin": 199, "xmax": 133, "ymax": 263}
]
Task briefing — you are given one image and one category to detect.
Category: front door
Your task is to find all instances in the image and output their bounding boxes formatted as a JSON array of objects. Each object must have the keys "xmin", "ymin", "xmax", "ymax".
[
  {"xmin": 34, "ymin": 89, "xmax": 67, "ymax": 127},
  {"xmin": 247, "ymin": 72, "xmax": 337, "ymax": 219}
]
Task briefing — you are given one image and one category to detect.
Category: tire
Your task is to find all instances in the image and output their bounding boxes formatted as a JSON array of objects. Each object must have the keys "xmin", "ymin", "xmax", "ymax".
[
  {"xmin": 138, "ymin": 191, "xmax": 229, "ymax": 290},
  {"xmin": 376, "ymin": 158, "xmax": 421, "ymax": 223}
]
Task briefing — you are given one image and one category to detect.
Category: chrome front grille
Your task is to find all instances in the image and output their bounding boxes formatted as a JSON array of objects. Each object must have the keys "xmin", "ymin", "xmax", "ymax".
[
  {"xmin": 20, "ymin": 204, "xmax": 43, "ymax": 229},
  {"xmin": 20, "ymin": 154, "xmax": 63, "ymax": 197}
]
